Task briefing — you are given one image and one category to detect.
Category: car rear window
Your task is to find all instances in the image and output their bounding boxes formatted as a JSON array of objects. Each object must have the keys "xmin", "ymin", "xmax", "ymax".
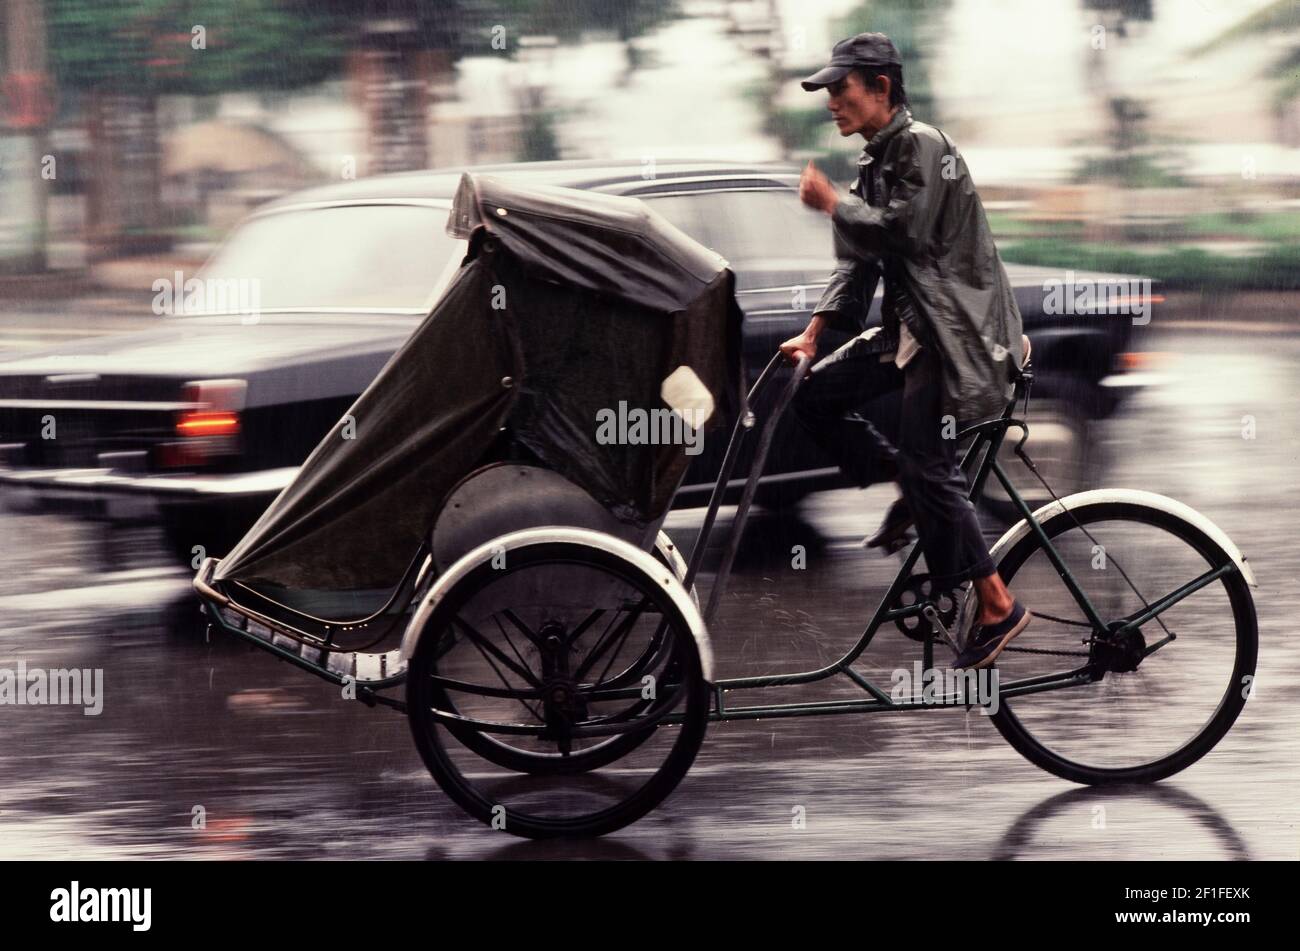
[
  {"xmin": 642, "ymin": 189, "xmax": 835, "ymax": 267},
  {"xmin": 198, "ymin": 204, "xmax": 459, "ymax": 312}
]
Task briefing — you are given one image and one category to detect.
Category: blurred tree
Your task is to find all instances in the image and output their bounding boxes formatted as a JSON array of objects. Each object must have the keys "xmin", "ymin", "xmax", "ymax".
[
  {"xmin": 1076, "ymin": 0, "xmax": 1169, "ymax": 188},
  {"xmin": 2, "ymin": 0, "xmax": 55, "ymax": 272},
  {"xmin": 1191, "ymin": 0, "xmax": 1300, "ymax": 113},
  {"xmin": 452, "ymin": 1, "xmax": 678, "ymax": 162},
  {"xmin": 47, "ymin": 0, "xmax": 352, "ymax": 257},
  {"xmin": 46, "ymin": 0, "xmax": 682, "ymax": 257}
]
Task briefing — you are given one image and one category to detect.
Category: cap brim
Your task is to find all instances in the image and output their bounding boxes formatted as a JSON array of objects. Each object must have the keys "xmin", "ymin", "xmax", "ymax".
[{"xmin": 800, "ymin": 64, "xmax": 853, "ymax": 91}]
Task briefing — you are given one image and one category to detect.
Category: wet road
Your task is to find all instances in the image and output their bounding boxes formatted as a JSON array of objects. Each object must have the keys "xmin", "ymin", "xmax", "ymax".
[{"xmin": 0, "ymin": 322, "xmax": 1296, "ymax": 859}]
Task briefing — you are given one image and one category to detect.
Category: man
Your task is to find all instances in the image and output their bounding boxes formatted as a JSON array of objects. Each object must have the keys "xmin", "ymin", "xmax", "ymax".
[{"xmin": 781, "ymin": 32, "xmax": 1030, "ymax": 669}]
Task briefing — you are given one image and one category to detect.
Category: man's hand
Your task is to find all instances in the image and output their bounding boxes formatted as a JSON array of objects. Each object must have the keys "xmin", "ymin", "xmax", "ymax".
[
  {"xmin": 780, "ymin": 314, "xmax": 827, "ymax": 365},
  {"xmin": 799, "ymin": 160, "xmax": 838, "ymax": 215},
  {"xmin": 779, "ymin": 332, "xmax": 817, "ymax": 365}
]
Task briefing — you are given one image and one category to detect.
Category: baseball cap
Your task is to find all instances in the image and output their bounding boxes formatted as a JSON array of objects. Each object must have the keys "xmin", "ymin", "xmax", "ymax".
[{"xmin": 801, "ymin": 32, "xmax": 902, "ymax": 91}]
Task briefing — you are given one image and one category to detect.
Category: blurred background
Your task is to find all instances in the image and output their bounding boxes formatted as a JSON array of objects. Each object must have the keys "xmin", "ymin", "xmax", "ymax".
[
  {"xmin": 0, "ymin": 1, "xmax": 1297, "ymax": 860},
  {"xmin": 1, "ymin": 0, "xmax": 1298, "ymax": 300}
]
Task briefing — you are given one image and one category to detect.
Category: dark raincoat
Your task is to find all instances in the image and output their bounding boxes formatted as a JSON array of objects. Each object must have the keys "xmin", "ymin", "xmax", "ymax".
[{"xmin": 813, "ymin": 106, "xmax": 1024, "ymax": 424}]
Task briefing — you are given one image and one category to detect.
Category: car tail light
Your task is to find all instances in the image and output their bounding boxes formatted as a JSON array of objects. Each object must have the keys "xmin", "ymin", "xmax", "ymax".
[
  {"xmin": 156, "ymin": 379, "xmax": 247, "ymax": 469},
  {"xmin": 1107, "ymin": 292, "xmax": 1165, "ymax": 312},
  {"xmin": 176, "ymin": 411, "xmax": 240, "ymax": 437},
  {"xmin": 1116, "ymin": 351, "xmax": 1172, "ymax": 372}
]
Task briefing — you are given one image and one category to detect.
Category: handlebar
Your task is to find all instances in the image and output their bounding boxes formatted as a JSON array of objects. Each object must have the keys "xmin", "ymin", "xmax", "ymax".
[{"xmin": 684, "ymin": 349, "xmax": 812, "ymax": 623}]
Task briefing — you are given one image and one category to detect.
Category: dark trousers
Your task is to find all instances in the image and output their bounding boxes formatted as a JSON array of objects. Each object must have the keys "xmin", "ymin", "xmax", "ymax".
[{"xmin": 791, "ymin": 335, "xmax": 996, "ymax": 589}]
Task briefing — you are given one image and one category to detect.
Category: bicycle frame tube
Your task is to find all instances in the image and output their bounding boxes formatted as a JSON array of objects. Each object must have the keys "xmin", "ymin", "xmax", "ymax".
[{"xmin": 686, "ymin": 356, "xmax": 1111, "ymax": 721}]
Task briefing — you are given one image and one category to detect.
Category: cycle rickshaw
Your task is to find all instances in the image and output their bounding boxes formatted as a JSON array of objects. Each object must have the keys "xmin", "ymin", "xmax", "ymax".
[{"xmin": 193, "ymin": 173, "xmax": 1259, "ymax": 839}]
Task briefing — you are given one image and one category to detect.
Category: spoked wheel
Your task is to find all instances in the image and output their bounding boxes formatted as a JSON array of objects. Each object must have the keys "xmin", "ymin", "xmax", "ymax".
[
  {"xmin": 988, "ymin": 500, "xmax": 1257, "ymax": 784},
  {"xmin": 423, "ymin": 535, "xmax": 693, "ymax": 775},
  {"xmin": 407, "ymin": 540, "xmax": 709, "ymax": 839}
]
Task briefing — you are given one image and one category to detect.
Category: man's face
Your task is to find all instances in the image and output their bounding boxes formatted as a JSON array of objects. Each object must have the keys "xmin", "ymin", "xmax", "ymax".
[{"xmin": 825, "ymin": 71, "xmax": 893, "ymax": 137}]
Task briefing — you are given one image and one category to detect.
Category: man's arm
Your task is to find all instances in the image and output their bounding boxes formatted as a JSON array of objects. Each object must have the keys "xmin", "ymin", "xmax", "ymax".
[
  {"xmin": 829, "ymin": 134, "xmax": 946, "ymax": 260},
  {"xmin": 813, "ymin": 256, "xmax": 871, "ymax": 331},
  {"xmin": 780, "ymin": 256, "xmax": 878, "ymax": 363}
]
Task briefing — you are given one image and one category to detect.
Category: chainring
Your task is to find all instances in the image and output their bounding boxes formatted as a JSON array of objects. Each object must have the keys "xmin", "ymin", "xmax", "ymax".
[{"xmin": 890, "ymin": 574, "xmax": 962, "ymax": 642}]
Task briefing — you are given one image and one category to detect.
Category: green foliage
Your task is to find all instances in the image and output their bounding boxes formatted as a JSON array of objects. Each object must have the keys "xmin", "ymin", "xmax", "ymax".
[
  {"xmin": 1073, "ymin": 153, "xmax": 1188, "ymax": 188},
  {"xmin": 47, "ymin": 0, "xmax": 350, "ymax": 94},
  {"xmin": 1190, "ymin": 0, "xmax": 1298, "ymax": 55},
  {"xmin": 1000, "ymin": 237, "xmax": 1300, "ymax": 291},
  {"xmin": 763, "ymin": 105, "xmax": 829, "ymax": 154},
  {"xmin": 1182, "ymin": 211, "xmax": 1300, "ymax": 243}
]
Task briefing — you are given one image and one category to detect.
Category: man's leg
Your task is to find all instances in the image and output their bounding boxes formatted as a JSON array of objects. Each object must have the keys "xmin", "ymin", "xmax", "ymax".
[
  {"xmin": 894, "ymin": 348, "xmax": 995, "ymax": 588},
  {"xmin": 791, "ymin": 334, "xmax": 903, "ymax": 489},
  {"xmin": 893, "ymin": 349, "xmax": 1029, "ymax": 667}
]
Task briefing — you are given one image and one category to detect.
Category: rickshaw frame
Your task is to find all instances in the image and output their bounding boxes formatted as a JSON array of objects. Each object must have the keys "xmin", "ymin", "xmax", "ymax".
[{"xmin": 194, "ymin": 347, "xmax": 1247, "ymax": 726}]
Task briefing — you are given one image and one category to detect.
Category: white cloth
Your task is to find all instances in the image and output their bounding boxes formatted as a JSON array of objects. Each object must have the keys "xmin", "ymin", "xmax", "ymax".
[{"xmin": 880, "ymin": 319, "xmax": 922, "ymax": 370}]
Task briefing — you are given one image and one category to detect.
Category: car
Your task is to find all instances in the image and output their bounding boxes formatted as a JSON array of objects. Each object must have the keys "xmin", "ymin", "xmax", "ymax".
[{"xmin": 0, "ymin": 158, "xmax": 1153, "ymax": 559}]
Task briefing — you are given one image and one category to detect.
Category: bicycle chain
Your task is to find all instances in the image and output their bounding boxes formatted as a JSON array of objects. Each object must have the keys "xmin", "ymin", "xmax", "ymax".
[
  {"xmin": 1001, "ymin": 610, "xmax": 1094, "ymax": 658},
  {"xmin": 1002, "ymin": 645, "xmax": 1090, "ymax": 658}
]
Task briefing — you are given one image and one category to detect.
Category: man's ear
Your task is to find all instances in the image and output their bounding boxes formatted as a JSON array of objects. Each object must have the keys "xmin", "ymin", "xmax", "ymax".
[{"xmin": 875, "ymin": 74, "xmax": 892, "ymax": 103}]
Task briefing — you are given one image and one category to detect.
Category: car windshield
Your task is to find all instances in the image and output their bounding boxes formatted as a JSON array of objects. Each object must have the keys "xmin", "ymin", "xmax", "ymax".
[
  {"xmin": 197, "ymin": 204, "xmax": 460, "ymax": 312},
  {"xmin": 641, "ymin": 189, "xmax": 835, "ymax": 267}
]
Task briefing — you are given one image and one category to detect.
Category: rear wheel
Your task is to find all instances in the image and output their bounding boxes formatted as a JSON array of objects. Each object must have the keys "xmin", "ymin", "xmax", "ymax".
[
  {"xmin": 407, "ymin": 540, "xmax": 709, "ymax": 838},
  {"xmin": 988, "ymin": 501, "xmax": 1257, "ymax": 784},
  {"xmin": 425, "ymin": 533, "xmax": 694, "ymax": 775}
]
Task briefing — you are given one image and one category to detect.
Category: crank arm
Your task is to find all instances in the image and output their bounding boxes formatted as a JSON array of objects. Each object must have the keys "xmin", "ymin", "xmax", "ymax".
[{"xmin": 922, "ymin": 604, "xmax": 960, "ymax": 653}]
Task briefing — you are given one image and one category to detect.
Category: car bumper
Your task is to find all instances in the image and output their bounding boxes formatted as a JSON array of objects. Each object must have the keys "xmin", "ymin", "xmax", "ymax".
[
  {"xmin": 0, "ymin": 464, "xmax": 296, "ymax": 518},
  {"xmin": 1098, "ymin": 371, "xmax": 1171, "ymax": 389}
]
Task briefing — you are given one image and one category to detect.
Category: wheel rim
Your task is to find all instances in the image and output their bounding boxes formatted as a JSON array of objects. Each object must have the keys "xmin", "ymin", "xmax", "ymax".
[
  {"xmin": 408, "ymin": 544, "xmax": 707, "ymax": 835},
  {"xmin": 991, "ymin": 504, "xmax": 1255, "ymax": 776}
]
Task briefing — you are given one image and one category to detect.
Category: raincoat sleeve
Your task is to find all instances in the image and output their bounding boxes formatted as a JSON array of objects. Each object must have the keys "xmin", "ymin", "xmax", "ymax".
[
  {"xmin": 812, "ymin": 254, "xmax": 878, "ymax": 335},
  {"xmin": 828, "ymin": 133, "xmax": 945, "ymax": 261}
]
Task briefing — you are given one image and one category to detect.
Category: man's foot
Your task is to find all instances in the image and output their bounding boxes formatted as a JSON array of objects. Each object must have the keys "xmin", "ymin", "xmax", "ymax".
[
  {"xmin": 864, "ymin": 497, "xmax": 914, "ymax": 552},
  {"xmin": 952, "ymin": 600, "xmax": 1032, "ymax": 670}
]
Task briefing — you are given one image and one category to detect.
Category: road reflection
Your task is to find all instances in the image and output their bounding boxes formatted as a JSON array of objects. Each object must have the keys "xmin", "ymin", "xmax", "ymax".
[{"xmin": 0, "ymin": 326, "xmax": 1294, "ymax": 858}]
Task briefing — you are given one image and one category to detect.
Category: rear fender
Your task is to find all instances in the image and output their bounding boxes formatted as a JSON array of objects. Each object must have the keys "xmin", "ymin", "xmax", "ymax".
[
  {"xmin": 399, "ymin": 526, "xmax": 715, "ymax": 681},
  {"xmin": 990, "ymin": 488, "xmax": 1258, "ymax": 588}
]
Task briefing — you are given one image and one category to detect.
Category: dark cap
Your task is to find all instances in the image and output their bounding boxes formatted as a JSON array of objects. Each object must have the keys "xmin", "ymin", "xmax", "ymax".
[{"xmin": 801, "ymin": 32, "xmax": 902, "ymax": 91}]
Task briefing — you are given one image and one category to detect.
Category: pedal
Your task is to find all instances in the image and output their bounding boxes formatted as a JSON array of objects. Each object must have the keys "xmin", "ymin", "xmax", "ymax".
[{"xmin": 922, "ymin": 604, "xmax": 960, "ymax": 654}]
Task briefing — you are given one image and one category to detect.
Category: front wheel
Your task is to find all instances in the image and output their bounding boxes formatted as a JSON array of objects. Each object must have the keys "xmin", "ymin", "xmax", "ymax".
[
  {"xmin": 987, "ymin": 500, "xmax": 1257, "ymax": 784},
  {"xmin": 407, "ymin": 540, "xmax": 710, "ymax": 839}
]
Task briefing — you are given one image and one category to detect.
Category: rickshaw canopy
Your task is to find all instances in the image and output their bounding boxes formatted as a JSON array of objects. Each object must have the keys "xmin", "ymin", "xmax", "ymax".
[{"xmin": 213, "ymin": 172, "xmax": 744, "ymax": 593}]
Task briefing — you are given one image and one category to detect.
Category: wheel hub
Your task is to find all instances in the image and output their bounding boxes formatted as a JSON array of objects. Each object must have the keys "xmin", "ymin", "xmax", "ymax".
[{"xmin": 1093, "ymin": 623, "xmax": 1146, "ymax": 673}]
